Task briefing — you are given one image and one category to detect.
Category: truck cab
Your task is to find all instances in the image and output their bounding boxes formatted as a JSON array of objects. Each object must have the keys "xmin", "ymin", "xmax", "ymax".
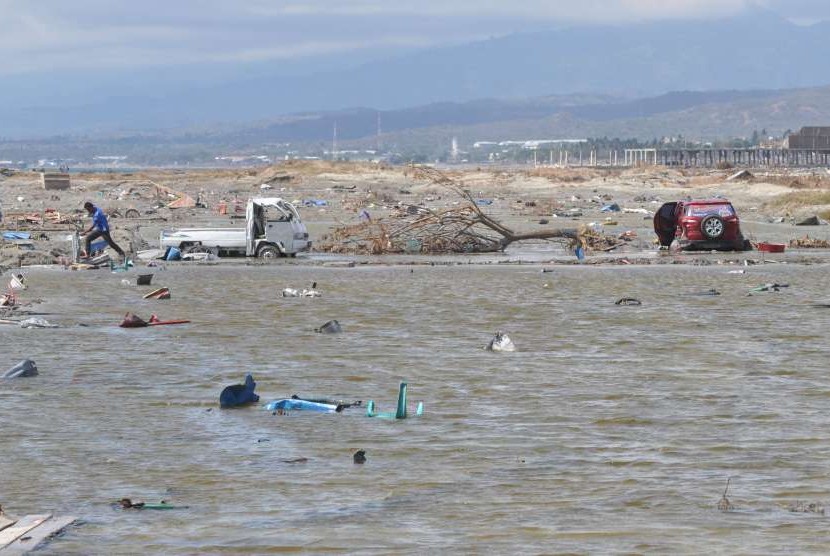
[{"xmin": 246, "ymin": 197, "xmax": 311, "ymax": 258}]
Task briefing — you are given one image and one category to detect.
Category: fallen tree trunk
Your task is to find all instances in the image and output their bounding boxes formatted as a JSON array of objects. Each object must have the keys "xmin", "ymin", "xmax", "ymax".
[{"xmin": 316, "ymin": 169, "xmax": 620, "ymax": 255}]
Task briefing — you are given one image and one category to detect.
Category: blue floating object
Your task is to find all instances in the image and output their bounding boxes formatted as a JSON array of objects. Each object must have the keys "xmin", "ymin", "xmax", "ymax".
[
  {"xmin": 165, "ymin": 247, "xmax": 181, "ymax": 261},
  {"xmin": 265, "ymin": 398, "xmax": 340, "ymax": 413},
  {"xmin": 109, "ymin": 258, "xmax": 133, "ymax": 272},
  {"xmin": 575, "ymin": 246, "xmax": 585, "ymax": 260},
  {"xmin": 220, "ymin": 374, "xmax": 260, "ymax": 408},
  {"xmin": 366, "ymin": 382, "xmax": 423, "ymax": 419}
]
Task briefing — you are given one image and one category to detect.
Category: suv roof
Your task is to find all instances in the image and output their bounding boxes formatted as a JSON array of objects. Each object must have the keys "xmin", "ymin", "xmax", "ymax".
[{"xmin": 685, "ymin": 199, "xmax": 732, "ymax": 205}]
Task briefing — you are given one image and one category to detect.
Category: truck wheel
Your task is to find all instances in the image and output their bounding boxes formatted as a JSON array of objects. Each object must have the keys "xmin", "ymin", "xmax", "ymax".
[
  {"xmin": 700, "ymin": 215, "xmax": 725, "ymax": 239},
  {"xmin": 257, "ymin": 245, "xmax": 280, "ymax": 259}
]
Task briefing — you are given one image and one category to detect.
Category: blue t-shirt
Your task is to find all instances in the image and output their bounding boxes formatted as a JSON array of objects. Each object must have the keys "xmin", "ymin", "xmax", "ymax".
[{"xmin": 91, "ymin": 207, "xmax": 109, "ymax": 232}]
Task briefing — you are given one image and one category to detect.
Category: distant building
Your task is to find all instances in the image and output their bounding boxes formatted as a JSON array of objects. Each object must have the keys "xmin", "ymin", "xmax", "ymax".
[{"xmin": 785, "ymin": 127, "xmax": 830, "ymax": 149}]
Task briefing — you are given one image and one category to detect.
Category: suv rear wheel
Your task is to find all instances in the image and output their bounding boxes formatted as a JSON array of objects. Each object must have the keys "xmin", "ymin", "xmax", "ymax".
[{"xmin": 700, "ymin": 215, "xmax": 725, "ymax": 239}]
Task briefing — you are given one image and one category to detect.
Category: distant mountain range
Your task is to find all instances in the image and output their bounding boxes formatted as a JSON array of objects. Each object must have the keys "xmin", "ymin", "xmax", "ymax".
[
  {"xmin": 3, "ymin": 85, "xmax": 830, "ymax": 164},
  {"xmin": 1, "ymin": 11, "xmax": 830, "ymax": 138}
]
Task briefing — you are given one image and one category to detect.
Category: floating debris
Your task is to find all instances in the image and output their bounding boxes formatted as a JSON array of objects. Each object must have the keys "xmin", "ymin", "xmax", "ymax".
[
  {"xmin": 486, "ymin": 331, "xmax": 516, "ymax": 352},
  {"xmin": 717, "ymin": 478, "xmax": 734, "ymax": 511}
]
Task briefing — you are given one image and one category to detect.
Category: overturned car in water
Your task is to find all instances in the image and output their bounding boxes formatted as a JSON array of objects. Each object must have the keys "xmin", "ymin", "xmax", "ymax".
[{"xmin": 653, "ymin": 199, "xmax": 752, "ymax": 251}]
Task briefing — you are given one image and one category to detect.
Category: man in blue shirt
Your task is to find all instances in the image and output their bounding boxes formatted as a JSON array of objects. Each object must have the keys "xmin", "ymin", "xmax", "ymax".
[{"xmin": 81, "ymin": 201, "xmax": 126, "ymax": 261}]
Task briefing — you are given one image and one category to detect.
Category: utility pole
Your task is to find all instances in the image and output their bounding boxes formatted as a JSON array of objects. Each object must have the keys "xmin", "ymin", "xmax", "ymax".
[
  {"xmin": 332, "ymin": 121, "xmax": 338, "ymax": 160},
  {"xmin": 376, "ymin": 112, "xmax": 382, "ymax": 153}
]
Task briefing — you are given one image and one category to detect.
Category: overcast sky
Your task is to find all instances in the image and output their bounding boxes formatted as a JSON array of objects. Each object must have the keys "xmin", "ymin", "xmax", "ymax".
[{"xmin": 0, "ymin": 0, "xmax": 827, "ymax": 76}]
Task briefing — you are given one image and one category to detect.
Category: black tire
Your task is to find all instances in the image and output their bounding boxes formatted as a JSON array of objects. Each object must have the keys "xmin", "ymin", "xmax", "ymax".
[
  {"xmin": 700, "ymin": 215, "xmax": 725, "ymax": 239},
  {"xmin": 257, "ymin": 244, "xmax": 280, "ymax": 259},
  {"xmin": 125, "ymin": 208, "xmax": 141, "ymax": 219}
]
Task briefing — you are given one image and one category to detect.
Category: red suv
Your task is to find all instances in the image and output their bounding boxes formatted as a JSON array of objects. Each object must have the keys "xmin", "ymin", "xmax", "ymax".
[{"xmin": 654, "ymin": 199, "xmax": 751, "ymax": 251}]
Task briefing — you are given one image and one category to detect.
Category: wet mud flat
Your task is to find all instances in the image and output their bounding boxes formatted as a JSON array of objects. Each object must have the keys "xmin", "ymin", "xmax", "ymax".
[{"xmin": 2, "ymin": 259, "xmax": 830, "ymax": 553}]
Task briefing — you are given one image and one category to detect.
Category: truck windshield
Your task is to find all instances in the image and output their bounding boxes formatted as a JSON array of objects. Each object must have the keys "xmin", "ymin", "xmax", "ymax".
[{"xmin": 685, "ymin": 204, "xmax": 735, "ymax": 218}]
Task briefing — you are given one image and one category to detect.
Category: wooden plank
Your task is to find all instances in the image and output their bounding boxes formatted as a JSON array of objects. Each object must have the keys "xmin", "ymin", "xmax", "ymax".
[
  {"xmin": 0, "ymin": 515, "xmax": 50, "ymax": 550},
  {"xmin": 0, "ymin": 516, "xmax": 76, "ymax": 554}
]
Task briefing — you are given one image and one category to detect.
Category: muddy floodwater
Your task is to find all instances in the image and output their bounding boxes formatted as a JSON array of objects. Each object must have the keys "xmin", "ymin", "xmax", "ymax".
[{"xmin": 2, "ymin": 261, "xmax": 830, "ymax": 553}]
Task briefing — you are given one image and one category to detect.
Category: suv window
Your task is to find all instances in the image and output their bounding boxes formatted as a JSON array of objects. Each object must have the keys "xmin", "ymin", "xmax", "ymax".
[{"xmin": 685, "ymin": 204, "xmax": 734, "ymax": 218}]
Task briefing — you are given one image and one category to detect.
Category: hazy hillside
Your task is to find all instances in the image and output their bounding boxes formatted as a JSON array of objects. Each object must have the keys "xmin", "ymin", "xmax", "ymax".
[
  {"xmin": 2, "ymin": 85, "xmax": 829, "ymax": 165},
  {"xmin": 1, "ymin": 12, "xmax": 829, "ymax": 137}
]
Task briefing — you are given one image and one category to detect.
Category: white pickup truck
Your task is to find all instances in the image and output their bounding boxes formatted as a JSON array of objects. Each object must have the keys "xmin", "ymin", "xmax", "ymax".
[{"xmin": 159, "ymin": 197, "xmax": 311, "ymax": 258}]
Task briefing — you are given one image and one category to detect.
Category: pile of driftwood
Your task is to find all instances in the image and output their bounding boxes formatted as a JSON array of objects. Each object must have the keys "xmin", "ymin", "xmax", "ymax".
[
  {"xmin": 317, "ymin": 182, "xmax": 620, "ymax": 255},
  {"xmin": 789, "ymin": 235, "xmax": 830, "ymax": 248}
]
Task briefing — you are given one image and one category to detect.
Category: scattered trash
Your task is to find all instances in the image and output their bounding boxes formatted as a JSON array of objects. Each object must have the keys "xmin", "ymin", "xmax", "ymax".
[
  {"xmin": 119, "ymin": 498, "xmax": 188, "ymax": 510},
  {"xmin": 109, "ymin": 258, "xmax": 134, "ymax": 272},
  {"xmin": 756, "ymin": 242, "xmax": 785, "ymax": 253},
  {"xmin": 615, "ymin": 298, "xmax": 642, "ymax": 306},
  {"xmin": 796, "ymin": 215, "xmax": 822, "ymax": 226},
  {"xmin": 726, "ymin": 169, "xmax": 754, "ymax": 181},
  {"xmin": 0, "ymin": 291, "xmax": 16, "ymax": 307},
  {"xmin": 3, "ymin": 359, "xmax": 38, "ymax": 378},
  {"xmin": 538, "ymin": 218, "xmax": 549, "ymax": 225},
  {"xmin": 600, "ymin": 203, "xmax": 621, "ymax": 212},
  {"xmin": 220, "ymin": 374, "xmax": 260, "ymax": 408},
  {"xmin": 353, "ymin": 450, "xmax": 366, "ymax": 464},
  {"xmin": 366, "ymin": 382, "xmax": 423, "ymax": 419},
  {"xmin": 120, "ymin": 279, "xmax": 132, "ymax": 287},
  {"xmin": 485, "ymin": 331, "xmax": 515, "ymax": 352},
  {"xmin": 8, "ymin": 273, "xmax": 26, "ymax": 290},
  {"xmin": 0, "ymin": 509, "xmax": 77, "ymax": 551},
  {"xmin": 788, "ymin": 501, "xmax": 825, "ymax": 515},
  {"xmin": 728, "ymin": 269, "xmax": 746, "ymax": 274},
  {"xmin": 749, "ymin": 283, "xmax": 789, "ymax": 293},
  {"xmin": 315, "ymin": 320, "xmax": 342, "ymax": 334},
  {"xmin": 19, "ymin": 317, "xmax": 59, "ymax": 329},
  {"xmin": 282, "ymin": 282, "xmax": 322, "ymax": 297},
  {"xmin": 119, "ymin": 313, "xmax": 190, "ymax": 327},
  {"xmin": 143, "ymin": 287, "xmax": 171, "ymax": 300},
  {"xmin": 2, "ymin": 232, "xmax": 31, "ymax": 240},
  {"xmin": 789, "ymin": 235, "xmax": 830, "ymax": 248},
  {"xmin": 575, "ymin": 246, "xmax": 585, "ymax": 260},
  {"xmin": 266, "ymin": 398, "xmax": 343, "ymax": 413},
  {"xmin": 475, "ymin": 199, "xmax": 493, "ymax": 206},
  {"xmin": 136, "ymin": 274, "xmax": 154, "ymax": 286},
  {"xmin": 690, "ymin": 289, "xmax": 721, "ymax": 296},
  {"xmin": 717, "ymin": 478, "xmax": 734, "ymax": 511}
]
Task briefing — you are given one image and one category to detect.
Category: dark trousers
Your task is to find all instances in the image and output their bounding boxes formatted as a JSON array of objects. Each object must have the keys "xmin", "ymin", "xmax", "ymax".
[{"xmin": 85, "ymin": 229, "xmax": 125, "ymax": 257}]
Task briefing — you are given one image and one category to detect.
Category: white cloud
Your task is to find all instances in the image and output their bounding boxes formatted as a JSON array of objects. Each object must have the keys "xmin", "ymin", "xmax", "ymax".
[{"xmin": 0, "ymin": 0, "xmax": 817, "ymax": 75}]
